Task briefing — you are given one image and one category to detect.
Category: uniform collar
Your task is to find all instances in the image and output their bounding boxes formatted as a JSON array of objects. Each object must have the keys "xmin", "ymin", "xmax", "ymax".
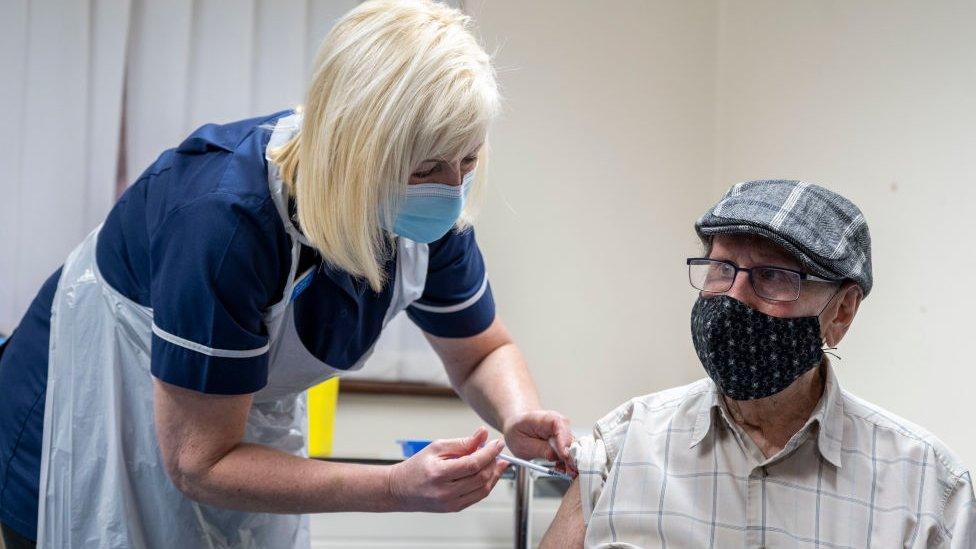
[
  {"xmin": 265, "ymin": 112, "xmax": 370, "ymax": 301},
  {"xmin": 690, "ymin": 359, "xmax": 844, "ymax": 468},
  {"xmin": 289, "ymin": 197, "xmax": 394, "ymax": 301}
]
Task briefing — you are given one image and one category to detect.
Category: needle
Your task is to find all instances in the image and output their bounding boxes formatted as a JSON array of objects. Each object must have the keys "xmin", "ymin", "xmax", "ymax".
[{"xmin": 498, "ymin": 453, "xmax": 573, "ymax": 481}]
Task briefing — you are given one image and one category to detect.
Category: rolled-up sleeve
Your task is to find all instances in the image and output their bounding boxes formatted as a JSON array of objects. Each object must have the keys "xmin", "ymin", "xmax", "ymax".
[
  {"xmin": 571, "ymin": 434, "xmax": 610, "ymax": 525},
  {"xmin": 945, "ymin": 471, "xmax": 976, "ymax": 547},
  {"xmin": 570, "ymin": 399, "xmax": 637, "ymax": 525}
]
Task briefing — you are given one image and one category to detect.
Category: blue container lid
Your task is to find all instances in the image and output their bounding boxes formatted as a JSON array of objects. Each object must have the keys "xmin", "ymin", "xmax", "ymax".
[{"xmin": 396, "ymin": 439, "xmax": 433, "ymax": 458}]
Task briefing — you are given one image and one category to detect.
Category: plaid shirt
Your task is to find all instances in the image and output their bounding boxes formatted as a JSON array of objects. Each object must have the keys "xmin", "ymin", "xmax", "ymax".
[{"xmin": 572, "ymin": 364, "xmax": 975, "ymax": 548}]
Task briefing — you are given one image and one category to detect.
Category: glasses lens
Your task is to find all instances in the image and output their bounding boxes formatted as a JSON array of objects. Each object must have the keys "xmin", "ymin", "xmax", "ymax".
[
  {"xmin": 689, "ymin": 260, "xmax": 734, "ymax": 292},
  {"xmin": 752, "ymin": 267, "xmax": 801, "ymax": 301}
]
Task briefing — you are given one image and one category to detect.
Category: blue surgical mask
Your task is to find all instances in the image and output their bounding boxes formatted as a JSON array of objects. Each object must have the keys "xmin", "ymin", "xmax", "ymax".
[{"xmin": 386, "ymin": 170, "xmax": 475, "ymax": 243}]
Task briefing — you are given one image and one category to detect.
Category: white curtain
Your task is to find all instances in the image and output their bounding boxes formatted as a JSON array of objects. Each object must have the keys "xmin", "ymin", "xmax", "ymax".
[
  {"xmin": 1, "ymin": 0, "xmax": 453, "ymax": 385},
  {"xmin": 0, "ymin": 0, "xmax": 130, "ymax": 333},
  {"xmin": 124, "ymin": 0, "xmax": 359, "ymax": 183}
]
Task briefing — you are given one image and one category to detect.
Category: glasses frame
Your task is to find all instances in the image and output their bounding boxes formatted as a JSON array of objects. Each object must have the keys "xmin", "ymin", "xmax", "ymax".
[{"xmin": 686, "ymin": 257, "xmax": 837, "ymax": 302}]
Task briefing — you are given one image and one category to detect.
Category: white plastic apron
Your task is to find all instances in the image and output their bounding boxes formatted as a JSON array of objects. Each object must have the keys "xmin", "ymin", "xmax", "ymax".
[{"xmin": 35, "ymin": 114, "xmax": 427, "ymax": 548}]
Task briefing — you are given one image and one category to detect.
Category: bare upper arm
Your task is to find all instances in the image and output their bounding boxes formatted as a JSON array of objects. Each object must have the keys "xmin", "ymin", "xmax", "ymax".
[
  {"xmin": 541, "ymin": 477, "xmax": 586, "ymax": 549},
  {"xmin": 153, "ymin": 378, "xmax": 253, "ymax": 494}
]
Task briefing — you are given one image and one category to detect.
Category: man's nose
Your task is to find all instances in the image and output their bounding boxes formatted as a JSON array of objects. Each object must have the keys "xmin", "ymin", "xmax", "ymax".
[{"xmin": 726, "ymin": 270, "xmax": 763, "ymax": 309}]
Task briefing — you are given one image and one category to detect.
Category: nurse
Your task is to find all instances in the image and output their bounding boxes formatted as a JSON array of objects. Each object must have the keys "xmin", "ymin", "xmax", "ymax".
[{"xmin": 0, "ymin": 1, "xmax": 573, "ymax": 547}]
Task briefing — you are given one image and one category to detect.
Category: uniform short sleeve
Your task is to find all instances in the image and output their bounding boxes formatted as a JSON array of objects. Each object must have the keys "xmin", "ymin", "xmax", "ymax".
[
  {"xmin": 569, "ymin": 399, "xmax": 638, "ymax": 525},
  {"xmin": 149, "ymin": 194, "xmax": 283, "ymax": 395},
  {"xmin": 406, "ymin": 228, "xmax": 495, "ymax": 338}
]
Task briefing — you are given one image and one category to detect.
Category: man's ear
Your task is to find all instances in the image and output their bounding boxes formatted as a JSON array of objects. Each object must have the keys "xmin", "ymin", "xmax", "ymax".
[{"xmin": 823, "ymin": 282, "xmax": 863, "ymax": 347}]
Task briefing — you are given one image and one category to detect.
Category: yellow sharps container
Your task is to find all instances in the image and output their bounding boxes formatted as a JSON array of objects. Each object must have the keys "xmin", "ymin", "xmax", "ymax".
[{"xmin": 307, "ymin": 377, "xmax": 339, "ymax": 457}]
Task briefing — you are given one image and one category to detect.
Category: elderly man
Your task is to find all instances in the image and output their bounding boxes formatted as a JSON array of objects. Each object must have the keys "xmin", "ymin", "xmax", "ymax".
[{"xmin": 542, "ymin": 181, "xmax": 975, "ymax": 548}]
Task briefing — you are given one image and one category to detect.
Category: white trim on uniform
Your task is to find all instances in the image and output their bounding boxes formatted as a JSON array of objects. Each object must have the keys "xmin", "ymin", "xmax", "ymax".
[
  {"xmin": 408, "ymin": 276, "xmax": 488, "ymax": 314},
  {"xmin": 151, "ymin": 323, "xmax": 269, "ymax": 358}
]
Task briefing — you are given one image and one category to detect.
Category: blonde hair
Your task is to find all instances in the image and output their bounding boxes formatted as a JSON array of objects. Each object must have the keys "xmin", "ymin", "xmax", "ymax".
[{"xmin": 270, "ymin": 0, "xmax": 500, "ymax": 291}]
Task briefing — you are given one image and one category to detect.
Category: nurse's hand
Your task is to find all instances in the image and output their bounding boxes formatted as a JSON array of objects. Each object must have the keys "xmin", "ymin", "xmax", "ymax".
[
  {"xmin": 503, "ymin": 410, "xmax": 576, "ymax": 474},
  {"xmin": 388, "ymin": 427, "xmax": 509, "ymax": 512}
]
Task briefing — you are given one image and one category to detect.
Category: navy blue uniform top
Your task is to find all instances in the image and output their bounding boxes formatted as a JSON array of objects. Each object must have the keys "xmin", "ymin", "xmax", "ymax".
[{"xmin": 0, "ymin": 110, "xmax": 495, "ymax": 540}]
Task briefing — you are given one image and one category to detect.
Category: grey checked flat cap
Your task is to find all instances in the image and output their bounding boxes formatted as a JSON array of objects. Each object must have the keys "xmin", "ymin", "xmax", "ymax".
[{"xmin": 696, "ymin": 180, "xmax": 873, "ymax": 296}]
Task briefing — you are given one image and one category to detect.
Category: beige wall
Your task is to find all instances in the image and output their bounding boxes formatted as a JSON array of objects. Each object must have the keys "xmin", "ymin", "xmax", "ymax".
[
  {"xmin": 335, "ymin": 0, "xmax": 976, "ymax": 473},
  {"xmin": 714, "ymin": 0, "xmax": 976, "ymax": 466}
]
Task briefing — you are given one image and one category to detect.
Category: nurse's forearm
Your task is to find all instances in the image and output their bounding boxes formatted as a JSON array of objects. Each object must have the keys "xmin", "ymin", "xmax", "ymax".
[
  {"xmin": 179, "ymin": 433, "xmax": 510, "ymax": 515},
  {"xmin": 156, "ymin": 378, "xmax": 506, "ymax": 514},
  {"xmin": 179, "ymin": 443, "xmax": 399, "ymax": 514},
  {"xmin": 430, "ymin": 318, "xmax": 544, "ymax": 430},
  {"xmin": 430, "ymin": 319, "xmax": 574, "ymax": 465},
  {"xmin": 155, "ymin": 379, "xmax": 398, "ymax": 513},
  {"xmin": 456, "ymin": 341, "xmax": 542, "ymax": 429}
]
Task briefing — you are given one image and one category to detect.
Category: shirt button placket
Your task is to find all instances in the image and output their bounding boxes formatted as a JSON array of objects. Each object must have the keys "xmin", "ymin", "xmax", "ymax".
[{"xmin": 747, "ymin": 466, "xmax": 767, "ymax": 548}]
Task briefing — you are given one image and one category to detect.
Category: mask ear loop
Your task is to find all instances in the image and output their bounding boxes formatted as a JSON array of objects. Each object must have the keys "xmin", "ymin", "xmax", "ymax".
[{"xmin": 816, "ymin": 285, "xmax": 845, "ymax": 361}]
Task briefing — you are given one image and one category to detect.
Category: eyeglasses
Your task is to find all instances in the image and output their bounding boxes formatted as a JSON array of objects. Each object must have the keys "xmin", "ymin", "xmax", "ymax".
[{"xmin": 686, "ymin": 258, "xmax": 837, "ymax": 302}]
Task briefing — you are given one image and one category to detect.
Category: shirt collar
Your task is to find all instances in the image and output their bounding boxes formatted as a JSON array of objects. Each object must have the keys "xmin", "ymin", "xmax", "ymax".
[
  {"xmin": 808, "ymin": 361, "xmax": 844, "ymax": 467},
  {"xmin": 689, "ymin": 360, "xmax": 845, "ymax": 468}
]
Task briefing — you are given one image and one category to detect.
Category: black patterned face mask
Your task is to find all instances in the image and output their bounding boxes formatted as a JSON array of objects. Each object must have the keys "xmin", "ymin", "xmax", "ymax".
[{"xmin": 691, "ymin": 295, "xmax": 824, "ymax": 400}]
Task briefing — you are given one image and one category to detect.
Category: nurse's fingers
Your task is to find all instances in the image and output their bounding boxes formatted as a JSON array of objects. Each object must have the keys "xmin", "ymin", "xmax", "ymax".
[
  {"xmin": 453, "ymin": 460, "xmax": 509, "ymax": 511},
  {"xmin": 513, "ymin": 436, "xmax": 556, "ymax": 462},
  {"xmin": 549, "ymin": 419, "xmax": 576, "ymax": 472},
  {"xmin": 450, "ymin": 456, "xmax": 508, "ymax": 495},
  {"xmin": 430, "ymin": 427, "xmax": 488, "ymax": 458},
  {"xmin": 532, "ymin": 411, "xmax": 573, "ymax": 465},
  {"xmin": 442, "ymin": 438, "xmax": 505, "ymax": 480},
  {"xmin": 503, "ymin": 409, "xmax": 573, "ymax": 465},
  {"xmin": 389, "ymin": 430, "xmax": 500, "ymax": 513}
]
